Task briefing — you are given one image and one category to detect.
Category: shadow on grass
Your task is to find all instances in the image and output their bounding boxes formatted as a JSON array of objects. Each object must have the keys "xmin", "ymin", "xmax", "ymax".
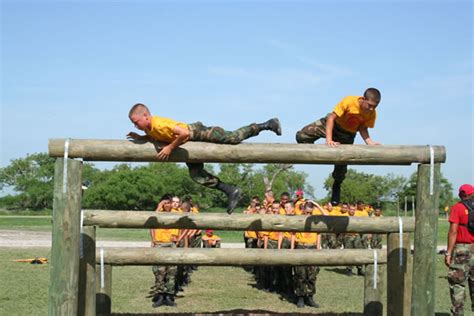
[
  {"xmin": 112, "ymin": 311, "xmax": 364, "ymax": 316},
  {"xmin": 325, "ymin": 267, "xmax": 352, "ymax": 276}
]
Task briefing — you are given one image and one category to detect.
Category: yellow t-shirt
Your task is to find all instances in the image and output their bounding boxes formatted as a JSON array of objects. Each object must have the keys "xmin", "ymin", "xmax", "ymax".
[
  {"xmin": 355, "ymin": 210, "xmax": 369, "ymax": 217},
  {"xmin": 294, "ymin": 199, "xmax": 305, "ymax": 215},
  {"xmin": 296, "ymin": 232, "xmax": 318, "ymax": 244},
  {"xmin": 333, "ymin": 96, "xmax": 376, "ymax": 133},
  {"xmin": 312, "ymin": 208, "xmax": 324, "ymax": 216},
  {"xmin": 191, "ymin": 206, "xmax": 199, "ymax": 214},
  {"xmin": 245, "ymin": 231, "xmax": 258, "ymax": 239},
  {"xmin": 152, "ymin": 228, "xmax": 179, "ymax": 243},
  {"xmin": 268, "ymin": 231, "xmax": 281, "ymax": 241},
  {"xmin": 145, "ymin": 116, "xmax": 189, "ymax": 143},
  {"xmin": 279, "ymin": 207, "xmax": 286, "ymax": 215}
]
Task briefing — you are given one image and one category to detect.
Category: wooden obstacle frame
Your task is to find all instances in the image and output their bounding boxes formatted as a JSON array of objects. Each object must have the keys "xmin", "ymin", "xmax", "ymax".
[{"xmin": 48, "ymin": 139, "xmax": 445, "ymax": 316}]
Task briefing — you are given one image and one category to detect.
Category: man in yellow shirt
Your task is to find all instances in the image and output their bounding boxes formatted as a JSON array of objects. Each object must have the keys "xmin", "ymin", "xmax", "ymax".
[
  {"xmin": 128, "ymin": 103, "xmax": 282, "ymax": 214},
  {"xmin": 370, "ymin": 206, "xmax": 383, "ymax": 249},
  {"xmin": 295, "ymin": 88, "xmax": 381, "ymax": 205},
  {"xmin": 343, "ymin": 204, "xmax": 364, "ymax": 276},
  {"xmin": 292, "ymin": 201, "xmax": 321, "ymax": 308},
  {"xmin": 150, "ymin": 195, "xmax": 179, "ymax": 308}
]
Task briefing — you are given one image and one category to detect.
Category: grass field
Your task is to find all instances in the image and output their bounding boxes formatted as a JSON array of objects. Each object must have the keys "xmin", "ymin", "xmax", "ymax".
[
  {"xmin": 0, "ymin": 248, "xmax": 454, "ymax": 315},
  {"xmin": 0, "ymin": 214, "xmax": 456, "ymax": 315}
]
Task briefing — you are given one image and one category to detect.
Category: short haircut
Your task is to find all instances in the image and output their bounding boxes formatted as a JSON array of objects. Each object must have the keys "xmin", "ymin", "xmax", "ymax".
[
  {"xmin": 129, "ymin": 103, "xmax": 150, "ymax": 118},
  {"xmin": 364, "ymin": 88, "xmax": 381, "ymax": 103},
  {"xmin": 280, "ymin": 192, "xmax": 290, "ymax": 197},
  {"xmin": 160, "ymin": 193, "xmax": 173, "ymax": 202}
]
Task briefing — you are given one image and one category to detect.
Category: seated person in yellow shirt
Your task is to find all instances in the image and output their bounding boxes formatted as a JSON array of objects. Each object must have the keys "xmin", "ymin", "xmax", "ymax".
[
  {"xmin": 128, "ymin": 103, "xmax": 282, "ymax": 214},
  {"xmin": 202, "ymin": 229, "xmax": 221, "ymax": 248},
  {"xmin": 295, "ymin": 88, "xmax": 381, "ymax": 205}
]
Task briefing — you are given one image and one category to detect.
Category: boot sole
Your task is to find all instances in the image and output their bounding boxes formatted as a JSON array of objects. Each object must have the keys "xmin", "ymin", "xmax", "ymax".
[
  {"xmin": 227, "ymin": 188, "xmax": 242, "ymax": 214},
  {"xmin": 273, "ymin": 118, "xmax": 282, "ymax": 136}
]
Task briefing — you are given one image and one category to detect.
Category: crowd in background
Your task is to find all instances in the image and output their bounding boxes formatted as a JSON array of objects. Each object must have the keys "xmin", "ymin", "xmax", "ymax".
[{"xmin": 148, "ymin": 190, "xmax": 383, "ymax": 308}]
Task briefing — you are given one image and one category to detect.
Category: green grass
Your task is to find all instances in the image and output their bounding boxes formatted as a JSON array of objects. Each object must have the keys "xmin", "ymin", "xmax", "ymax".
[{"xmin": 0, "ymin": 248, "xmax": 453, "ymax": 315}]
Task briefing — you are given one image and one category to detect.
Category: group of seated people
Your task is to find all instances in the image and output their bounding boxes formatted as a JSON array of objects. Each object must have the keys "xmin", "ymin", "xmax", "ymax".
[{"xmin": 148, "ymin": 190, "xmax": 383, "ymax": 308}]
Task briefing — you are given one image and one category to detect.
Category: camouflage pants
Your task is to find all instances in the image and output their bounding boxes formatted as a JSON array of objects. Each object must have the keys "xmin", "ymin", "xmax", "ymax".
[
  {"xmin": 294, "ymin": 244, "xmax": 320, "ymax": 296},
  {"xmin": 189, "ymin": 121, "xmax": 259, "ymax": 144},
  {"xmin": 295, "ymin": 116, "xmax": 356, "ymax": 184},
  {"xmin": 448, "ymin": 243, "xmax": 474, "ymax": 315},
  {"xmin": 151, "ymin": 243, "xmax": 177, "ymax": 296},
  {"xmin": 321, "ymin": 233, "xmax": 338, "ymax": 249},
  {"xmin": 344, "ymin": 234, "xmax": 364, "ymax": 271},
  {"xmin": 371, "ymin": 234, "xmax": 383, "ymax": 249},
  {"xmin": 186, "ymin": 121, "xmax": 260, "ymax": 188}
]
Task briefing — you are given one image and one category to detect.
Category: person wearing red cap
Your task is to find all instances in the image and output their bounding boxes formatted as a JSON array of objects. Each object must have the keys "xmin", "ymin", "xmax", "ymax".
[
  {"xmin": 446, "ymin": 184, "xmax": 474, "ymax": 315},
  {"xmin": 202, "ymin": 229, "xmax": 221, "ymax": 248}
]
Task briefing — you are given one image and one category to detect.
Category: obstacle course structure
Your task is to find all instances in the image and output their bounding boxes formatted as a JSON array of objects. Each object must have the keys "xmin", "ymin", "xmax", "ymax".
[{"xmin": 48, "ymin": 139, "xmax": 445, "ymax": 316}]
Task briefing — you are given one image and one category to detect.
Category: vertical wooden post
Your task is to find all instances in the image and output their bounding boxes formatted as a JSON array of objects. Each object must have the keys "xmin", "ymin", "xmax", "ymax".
[
  {"xmin": 412, "ymin": 196, "xmax": 415, "ymax": 217},
  {"xmin": 78, "ymin": 226, "xmax": 96, "ymax": 316},
  {"xmin": 49, "ymin": 158, "xmax": 83, "ymax": 316},
  {"xmin": 96, "ymin": 264, "xmax": 112, "ymax": 315},
  {"xmin": 364, "ymin": 264, "xmax": 385, "ymax": 315},
  {"xmin": 411, "ymin": 163, "xmax": 440, "ymax": 315},
  {"xmin": 387, "ymin": 232, "xmax": 412, "ymax": 316},
  {"xmin": 404, "ymin": 196, "xmax": 408, "ymax": 217}
]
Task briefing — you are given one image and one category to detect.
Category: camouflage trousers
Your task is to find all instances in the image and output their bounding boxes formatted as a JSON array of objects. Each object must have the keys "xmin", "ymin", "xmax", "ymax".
[
  {"xmin": 151, "ymin": 242, "xmax": 177, "ymax": 296},
  {"xmin": 370, "ymin": 234, "xmax": 383, "ymax": 249},
  {"xmin": 295, "ymin": 116, "xmax": 356, "ymax": 184},
  {"xmin": 344, "ymin": 234, "xmax": 364, "ymax": 271},
  {"xmin": 448, "ymin": 243, "xmax": 474, "ymax": 315},
  {"xmin": 321, "ymin": 233, "xmax": 341, "ymax": 249},
  {"xmin": 294, "ymin": 244, "xmax": 320, "ymax": 296},
  {"xmin": 186, "ymin": 121, "xmax": 260, "ymax": 188}
]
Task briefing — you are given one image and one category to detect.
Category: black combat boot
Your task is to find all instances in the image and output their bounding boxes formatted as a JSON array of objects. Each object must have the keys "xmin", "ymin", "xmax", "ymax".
[
  {"xmin": 216, "ymin": 182, "xmax": 242, "ymax": 214},
  {"xmin": 345, "ymin": 267, "xmax": 353, "ymax": 276},
  {"xmin": 331, "ymin": 181, "xmax": 342, "ymax": 206},
  {"xmin": 164, "ymin": 294, "xmax": 176, "ymax": 307},
  {"xmin": 257, "ymin": 118, "xmax": 282, "ymax": 136},
  {"xmin": 296, "ymin": 296, "xmax": 305, "ymax": 308},
  {"xmin": 304, "ymin": 296, "xmax": 320, "ymax": 308},
  {"xmin": 357, "ymin": 266, "xmax": 364, "ymax": 276},
  {"xmin": 152, "ymin": 294, "xmax": 164, "ymax": 308}
]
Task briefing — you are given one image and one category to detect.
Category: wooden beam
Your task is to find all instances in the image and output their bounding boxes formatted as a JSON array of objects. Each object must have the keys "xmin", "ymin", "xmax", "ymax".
[
  {"xmin": 48, "ymin": 158, "xmax": 83, "ymax": 316},
  {"xmin": 78, "ymin": 226, "xmax": 96, "ymax": 316},
  {"xmin": 95, "ymin": 248, "xmax": 386, "ymax": 266},
  {"xmin": 364, "ymin": 264, "xmax": 385, "ymax": 315},
  {"xmin": 411, "ymin": 163, "xmax": 441, "ymax": 315},
  {"xmin": 387, "ymin": 232, "xmax": 412, "ymax": 316},
  {"xmin": 49, "ymin": 139, "xmax": 446, "ymax": 165},
  {"xmin": 83, "ymin": 210, "xmax": 416, "ymax": 233}
]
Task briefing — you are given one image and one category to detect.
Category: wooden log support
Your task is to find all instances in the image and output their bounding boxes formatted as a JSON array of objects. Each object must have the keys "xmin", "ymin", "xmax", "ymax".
[
  {"xmin": 48, "ymin": 158, "xmax": 83, "ymax": 316},
  {"xmin": 96, "ymin": 264, "xmax": 112, "ymax": 316},
  {"xmin": 411, "ymin": 163, "xmax": 441, "ymax": 316},
  {"xmin": 387, "ymin": 232, "xmax": 412, "ymax": 316},
  {"xmin": 95, "ymin": 248, "xmax": 386, "ymax": 266},
  {"xmin": 78, "ymin": 226, "xmax": 96, "ymax": 316},
  {"xmin": 49, "ymin": 139, "xmax": 446, "ymax": 165},
  {"xmin": 83, "ymin": 210, "xmax": 416, "ymax": 233},
  {"xmin": 364, "ymin": 264, "xmax": 385, "ymax": 316}
]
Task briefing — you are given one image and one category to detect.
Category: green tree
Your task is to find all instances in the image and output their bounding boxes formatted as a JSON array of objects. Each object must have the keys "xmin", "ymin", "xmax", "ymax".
[
  {"xmin": 0, "ymin": 153, "xmax": 55, "ymax": 210},
  {"xmin": 323, "ymin": 169, "xmax": 406, "ymax": 206}
]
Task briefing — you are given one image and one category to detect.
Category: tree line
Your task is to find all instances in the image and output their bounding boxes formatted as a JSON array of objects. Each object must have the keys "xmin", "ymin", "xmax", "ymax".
[{"xmin": 0, "ymin": 153, "xmax": 456, "ymax": 212}]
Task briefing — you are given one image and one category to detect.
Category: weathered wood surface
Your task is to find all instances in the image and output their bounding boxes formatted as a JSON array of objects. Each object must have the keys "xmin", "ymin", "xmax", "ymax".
[
  {"xmin": 387, "ymin": 232, "xmax": 412, "ymax": 316},
  {"xmin": 95, "ymin": 248, "xmax": 387, "ymax": 266},
  {"xmin": 83, "ymin": 210, "xmax": 416, "ymax": 233},
  {"xmin": 364, "ymin": 264, "xmax": 385, "ymax": 315},
  {"xmin": 78, "ymin": 226, "xmax": 96, "ymax": 316},
  {"xmin": 411, "ymin": 163, "xmax": 441, "ymax": 316},
  {"xmin": 49, "ymin": 158, "xmax": 83, "ymax": 316},
  {"xmin": 96, "ymin": 264, "xmax": 112, "ymax": 316},
  {"xmin": 49, "ymin": 139, "xmax": 446, "ymax": 165}
]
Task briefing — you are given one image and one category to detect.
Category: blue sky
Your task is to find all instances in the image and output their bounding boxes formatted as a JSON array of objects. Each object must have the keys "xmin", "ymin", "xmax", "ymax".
[{"xmin": 1, "ymin": 1, "xmax": 472, "ymax": 198}]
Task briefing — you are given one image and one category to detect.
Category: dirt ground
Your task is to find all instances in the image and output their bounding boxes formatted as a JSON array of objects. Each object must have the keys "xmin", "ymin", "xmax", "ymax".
[{"xmin": 0, "ymin": 230, "xmax": 244, "ymax": 249}]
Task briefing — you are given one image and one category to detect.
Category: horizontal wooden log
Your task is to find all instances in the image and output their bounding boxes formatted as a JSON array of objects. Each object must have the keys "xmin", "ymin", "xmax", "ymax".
[
  {"xmin": 83, "ymin": 210, "xmax": 415, "ymax": 233},
  {"xmin": 49, "ymin": 139, "xmax": 446, "ymax": 165},
  {"xmin": 96, "ymin": 248, "xmax": 387, "ymax": 266}
]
